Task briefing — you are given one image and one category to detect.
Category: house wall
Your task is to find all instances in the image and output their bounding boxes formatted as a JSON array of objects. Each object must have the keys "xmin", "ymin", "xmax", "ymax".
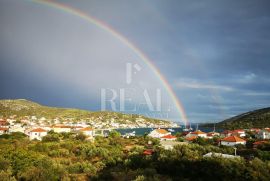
[
  {"xmin": 237, "ymin": 132, "xmax": 246, "ymax": 137},
  {"xmin": 257, "ymin": 132, "xmax": 270, "ymax": 139},
  {"xmin": 160, "ymin": 138, "xmax": 176, "ymax": 141},
  {"xmin": 0, "ymin": 130, "xmax": 8, "ymax": 135},
  {"xmin": 82, "ymin": 131, "xmax": 93, "ymax": 136},
  {"xmin": 53, "ymin": 128, "xmax": 71, "ymax": 133},
  {"xmin": 29, "ymin": 132, "xmax": 47, "ymax": 140},
  {"xmin": 220, "ymin": 141, "xmax": 246, "ymax": 146},
  {"xmin": 9, "ymin": 127, "xmax": 25, "ymax": 133},
  {"xmin": 186, "ymin": 133, "xmax": 207, "ymax": 138},
  {"xmin": 148, "ymin": 131, "xmax": 170, "ymax": 138}
]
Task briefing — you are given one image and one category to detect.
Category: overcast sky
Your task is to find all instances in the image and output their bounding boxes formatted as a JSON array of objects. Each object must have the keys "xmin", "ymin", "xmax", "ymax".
[{"xmin": 1, "ymin": 0, "xmax": 270, "ymax": 123}]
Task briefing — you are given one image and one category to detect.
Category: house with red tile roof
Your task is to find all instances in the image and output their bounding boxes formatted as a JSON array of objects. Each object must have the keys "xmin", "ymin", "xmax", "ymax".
[
  {"xmin": 256, "ymin": 129, "xmax": 270, "ymax": 139},
  {"xmin": 221, "ymin": 130, "xmax": 246, "ymax": 138},
  {"xmin": 143, "ymin": 149, "xmax": 154, "ymax": 155},
  {"xmin": 186, "ymin": 130, "xmax": 207, "ymax": 138},
  {"xmin": 160, "ymin": 134, "xmax": 177, "ymax": 141},
  {"xmin": 250, "ymin": 128, "xmax": 261, "ymax": 133},
  {"xmin": 185, "ymin": 136, "xmax": 198, "ymax": 142},
  {"xmin": 0, "ymin": 120, "xmax": 9, "ymax": 127},
  {"xmin": 253, "ymin": 141, "xmax": 269, "ymax": 149},
  {"xmin": 220, "ymin": 136, "xmax": 246, "ymax": 146},
  {"xmin": 29, "ymin": 128, "xmax": 47, "ymax": 140},
  {"xmin": 51, "ymin": 125, "xmax": 72, "ymax": 133},
  {"xmin": 148, "ymin": 128, "xmax": 171, "ymax": 138},
  {"xmin": 232, "ymin": 129, "xmax": 246, "ymax": 137},
  {"xmin": 221, "ymin": 130, "xmax": 234, "ymax": 137},
  {"xmin": 0, "ymin": 127, "xmax": 9, "ymax": 135},
  {"xmin": 207, "ymin": 132, "xmax": 220, "ymax": 138},
  {"xmin": 79, "ymin": 127, "xmax": 93, "ymax": 137}
]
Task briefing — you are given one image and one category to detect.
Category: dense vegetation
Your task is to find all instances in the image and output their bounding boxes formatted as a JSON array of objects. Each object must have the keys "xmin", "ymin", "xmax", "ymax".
[
  {"xmin": 0, "ymin": 132, "xmax": 270, "ymax": 181},
  {"xmin": 204, "ymin": 107, "xmax": 270, "ymax": 129},
  {"xmin": 0, "ymin": 99, "xmax": 171, "ymax": 125}
]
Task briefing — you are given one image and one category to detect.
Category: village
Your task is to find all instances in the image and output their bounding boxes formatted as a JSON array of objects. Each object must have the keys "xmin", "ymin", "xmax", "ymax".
[
  {"xmin": 0, "ymin": 114, "xmax": 179, "ymax": 140},
  {"xmin": 1, "ymin": 115, "xmax": 270, "ymax": 157},
  {"xmin": 1, "ymin": 114, "xmax": 270, "ymax": 179}
]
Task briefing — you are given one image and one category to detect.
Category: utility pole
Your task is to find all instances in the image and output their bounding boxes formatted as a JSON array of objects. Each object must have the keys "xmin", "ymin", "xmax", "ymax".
[{"xmin": 234, "ymin": 147, "xmax": 237, "ymax": 156}]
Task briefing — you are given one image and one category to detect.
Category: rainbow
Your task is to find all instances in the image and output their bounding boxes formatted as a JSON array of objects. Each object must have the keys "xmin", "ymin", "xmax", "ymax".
[{"xmin": 31, "ymin": 0, "xmax": 188, "ymax": 124}]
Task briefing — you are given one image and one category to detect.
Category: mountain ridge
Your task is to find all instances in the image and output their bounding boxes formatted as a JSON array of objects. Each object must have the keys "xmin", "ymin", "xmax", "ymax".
[{"xmin": 216, "ymin": 107, "xmax": 270, "ymax": 129}]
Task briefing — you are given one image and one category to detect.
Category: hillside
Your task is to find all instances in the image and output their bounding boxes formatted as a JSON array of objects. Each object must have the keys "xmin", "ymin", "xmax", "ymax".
[
  {"xmin": 0, "ymin": 99, "xmax": 175, "ymax": 128},
  {"xmin": 217, "ymin": 107, "xmax": 270, "ymax": 129}
]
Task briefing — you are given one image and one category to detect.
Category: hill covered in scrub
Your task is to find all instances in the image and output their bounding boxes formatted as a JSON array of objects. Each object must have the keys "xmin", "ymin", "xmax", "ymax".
[
  {"xmin": 0, "ymin": 99, "xmax": 175, "ymax": 128},
  {"xmin": 216, "ymin": 107, "xmax": 270, "ymax": 129}
]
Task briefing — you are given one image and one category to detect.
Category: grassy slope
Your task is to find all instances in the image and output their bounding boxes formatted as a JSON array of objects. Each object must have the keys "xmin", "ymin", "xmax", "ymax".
[{"xmin": 0, "ymin": 99, "xmax": 171, "ymax": 124}]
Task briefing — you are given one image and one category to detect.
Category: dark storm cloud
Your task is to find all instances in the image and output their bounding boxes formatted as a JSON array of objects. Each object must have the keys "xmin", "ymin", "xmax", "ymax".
[{"xmin": 0, "ymin": 0, "xmax": 270, "ymax": 122}]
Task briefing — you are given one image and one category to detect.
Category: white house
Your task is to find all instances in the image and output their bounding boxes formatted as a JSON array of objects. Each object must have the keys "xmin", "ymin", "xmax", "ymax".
[
  {"xmin": 220, "ymin": 136, "xmax": 246, "ymax": 146},
  {"xmin": 233, "ymin": 129, "xmax": 246, "ymax": 137},
  {"xmin": 148, "ymin": 129, "xmax": 171, "ymax": 138},
  {"xmin": 207, "ymin": 132, "xmax": 220, "ymax": 139},
  {"xmin": 256, "ymin": 129, "xmax": 270, "ymax": 139},
  {"xmin": 160, "ymin": 134, "xmax": 177, "ymax": 141},
  {"xmin": 79, "ymin": 127, "xmax": 94, "ymax": 137},
  {"xmin": 29, "ymin": 128, "xmax": 47, "ymax": 141},
  {"xmin": 221, "ymin": 130, "xmax": 234, "ymax": 137},
  {"xmin": 9, "ymin": 124, "xmax": 25, "ymax": 133},
  {"xmin": 203, "ymin": 152, "xmax": 240, "ymax": 159},
  {"xmin": 0, "ymin": 120, "xmax": 9, "ymax": 128},
  {"xmin": 51, "ymin": 125, "xmax": 71, "ymax": 133},
  {"xmin": 0, "ymin": 127, "xmax": 9, "ymax": 135},
  {"xmin": 160, "ymin": 140, "xmax": 186, "ymax": 150},
  {"xmin": 186, "ymin": 130, "xmax": 207, "ymax": 138}
]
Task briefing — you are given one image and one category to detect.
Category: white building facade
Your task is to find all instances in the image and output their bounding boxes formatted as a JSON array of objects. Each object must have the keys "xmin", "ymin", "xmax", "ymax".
[{"xmin": 29, "ymin": 128, "xmax": 47, "ymax": 141}]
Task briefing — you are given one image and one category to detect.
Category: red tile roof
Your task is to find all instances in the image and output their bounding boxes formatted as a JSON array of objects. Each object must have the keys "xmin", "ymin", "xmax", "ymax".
[
  {"xmin": 221, "ymin": 136, "xmax": 245, "ymax": 142},
  {"xmin": 253, "ymin": 141, "xmax": 268, "ymax": 145},
  {"xmin": 30, "ymin": 128, "xmax": 47, "ymax": 132},
  {"xmin": 250, "ymin": 128, "xmax": 260, "ymax": 132},
  {"xmin": 155, "ymin": 129, "xmax": 169, "ymax": 134},
  {"xmin": 0, "ymin": 127, "xmax": 8, "ymax": 131},
  {"xmin": 222, "ymin": 130, "xmax": 233, "ymax": 134},
  {"xmin": 143, "ymin": 149, "xmax": 154, "ymax": 155},
  {"xmin": 74, "ymin": 126, "xmax": 83, "ymax": 128},
  {"xmin": 191, "ymin": 130, "xmax": 206, "ymax": 135},
  {"xmin": 185, "ymin": 136, "xmax": 198, "ymax": 141},
  {"xmin": 0, "ymin": 121, "xmax": 8, "ymax": 125},
  {"xmin": 79, "ymin": 127, "xmax": 93, "ymax": 131},
  {"xmin": 161, "ymin": 135, "xmax": 176, "ymax": 139},
  {"xmin": 207, "ymin": 132, "xmax": 218, "ymax": 136}
]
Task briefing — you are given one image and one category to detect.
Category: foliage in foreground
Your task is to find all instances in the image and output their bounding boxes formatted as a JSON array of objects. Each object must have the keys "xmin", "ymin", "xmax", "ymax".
[{"xmin": 0, "ymin": 132, "xmax": 270, "ymax": 181}]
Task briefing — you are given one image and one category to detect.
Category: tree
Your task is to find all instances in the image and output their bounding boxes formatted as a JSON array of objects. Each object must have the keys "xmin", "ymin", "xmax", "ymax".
[
  {"xmin": 42, "ymin": 134, "xmax": 60, "ymax": 142},
  {"xmin": 0, "ymin": 169, "xmax": 16, "ymax": 181},
  {"xmin": 75, "ymin": 132, "xmax": 87, "ymax": 141},
  {"xmin": 108, "ymin": 130, "xmax": 121, "ymax": 138}
]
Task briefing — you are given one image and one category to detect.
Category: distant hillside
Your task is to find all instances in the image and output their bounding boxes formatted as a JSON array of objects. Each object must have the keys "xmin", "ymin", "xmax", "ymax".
[
  {"xmin": 0, "ymin": 99, "xmax": 91, "ymax": 119},
  {"xmin": 217, "ymin": 107, "xmax": 270, "ymax": 129},
  {"xmin": 0, "ymin": 99, "xmax": 174, "ymax": 128}
]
